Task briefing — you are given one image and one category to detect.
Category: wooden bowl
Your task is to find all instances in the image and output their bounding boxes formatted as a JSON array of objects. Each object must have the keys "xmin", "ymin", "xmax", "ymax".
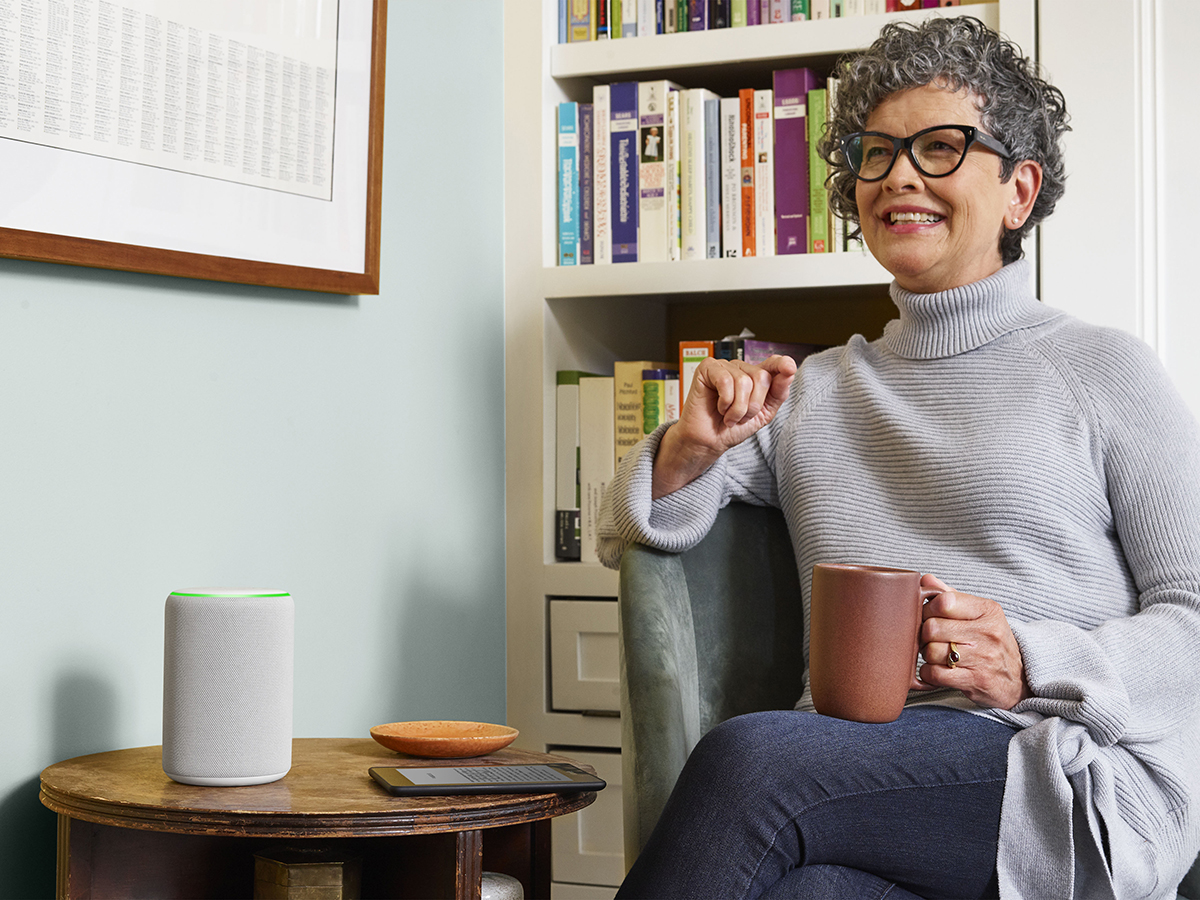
[{"xmin": 369, "ymin": 721, "xmax": 519, "ymax": 758}]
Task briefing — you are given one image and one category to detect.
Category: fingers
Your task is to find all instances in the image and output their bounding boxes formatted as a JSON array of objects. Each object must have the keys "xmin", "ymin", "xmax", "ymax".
[{"xmin": 699, "ymin": 357, "xmax": 792, "ymax": 427}]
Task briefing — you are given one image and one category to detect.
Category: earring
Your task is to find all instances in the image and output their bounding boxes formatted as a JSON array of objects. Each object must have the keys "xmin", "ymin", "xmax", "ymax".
[{"xmin": 1012, "ymin": 217, "xmax": 1021, "ymax": 226}]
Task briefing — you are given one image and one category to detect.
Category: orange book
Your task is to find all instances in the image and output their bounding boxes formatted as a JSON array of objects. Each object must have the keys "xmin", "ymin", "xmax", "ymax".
[
  {"xmin": 739, "ymin": 89, "xmax": 756, "ymax": 257},
  {"xmin": 679, "ymin": 340, "xmax": 715, "ymax": 406}
]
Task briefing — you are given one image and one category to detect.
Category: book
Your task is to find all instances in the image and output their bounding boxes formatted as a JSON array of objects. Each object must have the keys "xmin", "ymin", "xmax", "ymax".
[
  {"xmin": 791, "ymin": 0, "xmax": 809, "ymax": 18},
  {"xmin": 688, "ymin": 0, "xmax": 708, "ymax": 30},
  {"xmin": 739, "ymin": 88, "xmax": 756, "ymax": 257},
  {"xmin": 638, "ymin": 80, "xmax": 681, "ymax": 263},
  {"xmin": 642, "ymin": 368, "xmax": 680, "ymax": 434},
  {"xmin": 773, "ymin": 67, "xmax": 821, "ymax": 255},
  {"xmin": 807, "ymin": 87, "xmax": 830, "ymax": 253},
  {"xmin": 569, "ymin": 0, "xmax": 592, "ymax": 41},
  {"xmin": 622, "ymin": 0, "xmax": 637, "ymax": 36},
  {"xmin": 768, "ymin": 0, "xmax": 787, "ymax": 22},
  {"xmin": 713, "ymin": 0, "xmax": 731, "ymax": 27},
  {"xmin": 753, "ymin": 89, "xmax": 775, "ymax": 257},
  {"xmin": 560, "ymin": 0, "xmax": 568, "ymax": 42},
  {"xmin": 556, "ymin": 370, "xmax": 601, "ymax": 560},
  {"xmin": 614, "ymin": 359, "xmax": 670, "ymax": 466},
  {"xmin": 719, "ymin": 96, "xmax": 742, "ymax": 258},
  {"xmin": 638, "ymin": 0, "xmax": 655, "ymax": 36},
  {"xmin": 593, "ymin": 84, "xmax": 612, "ymax": 264},
  {"xmin": 681, "ymin": 88, "xmax": 719, "ymax": 260},
  {"xmin": 709, "ymin": 336, "xmax": 827, "ymax": 365},
  {"xmin": 732, "ymin": 0, "xmax": 747, "ymax": 26},
  {"xmin": 810, "ymin": 0, "xmax": 830, "ymax": 17},
  {"xmin": 612, "ymin": 0, "xmax": 623, "ymax": 36},
  {"xmin": 666, "ymin": 89, "xmax": 683, "ymax": 261},
  {"xmin": 579, "ymin": 375, "xmax": 615, "ymax": 564},
  {"xmin": 580, "ymin": 103, "xmax": 594, "ymax": 265},
  {"xmin": 597, "ymin": 0, "xmax": 610, "ymax": 37},
  {"xmin": 677, "ymin": 0, "xmax": 689, "ymax": 30},
  {"xmin": 678, "ymin": 340, "xmax": 714, "ymax": 405},
  {"xmin": 558, "ymin": 102, "xmax": 580, "ymax": 266},
  {"xmin": 748, "ymin": 0, "xmax": 761, "ymax": 23},
  {"xmin": 704, "ymin": 97, "xmax": 721, "ymax": 258},
  {"xmin": 610, "ymin": 82, "xmax": 640, "ymax": 264}
]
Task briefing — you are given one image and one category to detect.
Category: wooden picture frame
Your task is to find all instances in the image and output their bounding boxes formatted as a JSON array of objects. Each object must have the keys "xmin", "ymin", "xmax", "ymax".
[{"xmin": 0, "ymin": 0, "xmax": 387, "ymax": 294}]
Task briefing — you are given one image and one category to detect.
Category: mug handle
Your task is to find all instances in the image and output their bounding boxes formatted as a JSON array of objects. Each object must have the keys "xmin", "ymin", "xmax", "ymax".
[{"xmin": 910, "ymin": 587, "xmax": 943, "ymax": 692}]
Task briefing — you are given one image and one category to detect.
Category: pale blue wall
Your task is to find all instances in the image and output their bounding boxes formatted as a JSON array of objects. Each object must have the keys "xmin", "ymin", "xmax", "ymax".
[{"xmin": 0, "ymin": 2, "xmax": 506, "ymax": 894}]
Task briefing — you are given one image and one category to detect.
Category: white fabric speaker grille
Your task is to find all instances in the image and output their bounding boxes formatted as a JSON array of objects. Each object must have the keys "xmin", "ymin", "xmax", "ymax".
[{"xmin": 163, "ymin": 591, "xmax": 294, "ymax": 785}]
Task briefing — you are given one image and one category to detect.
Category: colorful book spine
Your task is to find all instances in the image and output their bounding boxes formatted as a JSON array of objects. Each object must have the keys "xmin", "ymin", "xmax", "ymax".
[
  {"xmin": 593, "ymin": 85, "xmax": 613, "ymax": 264},
  {"xmin": 769, "ymin": 0, "xmax": 787, "ymax": 22},
  {"xmin": 739, "ymin": 88, "xmax": 756, "ymax": 257},
  {"xmin": 688, "ymin": 0, "xmax": 708, "ymax": 30},
  {"xmin": 719, "ymin": 96, "xmax": 742, "ymax": 258},
  {"xmin": 614, "ymin": 360, "xmax": 670, "ymax": 466},
  {"xmin": 558, "ymin": 102, "xmax": 581, "ymax": 266},
  {"xmin": 791, "ymin": 0, "xmax": 809, "ymax": 19},
  {"xmin": 611, "ymin": 0, "xmax": 623, "ymax": 37},
  {"xmin": 579, "ymin": 375, "xmax": 615, "ymax": 564},
  {"xmin": 580, "ymin": 103, "xmax": 594, "ymax": 264},
  {"xmin": 677, "ymin": 0, "xmax": 689, "ymax": 29},
  {"xmin": 758, "ymin": 0, "xmax": 771, "ymax": 22},
  {"xmin": 610, "ymin": 82, "xmax": 640, "ymax": 264},
  {"xmin": 656, "ymin": 0, "xmax": 667, "ymax": 31},
  {"xmin": 638, "ymin": 80, "xmax": 680, "ymax": 263},
  {"xmin": 732, "ymin": 0, "xmax": 747, "ymax": 26},
  {"xmin": 556, "ymin": 370, "xmax": 600, "ymax": 561},
  {"xmin": 753, "ymin": 89, "xmax": 775, "ymax": 257},
  {"xmin": 597, "ymin": 0, "xmax": 610, "ymax": 37},
  {"xmin": 773, "ymin": 68, "xmax": 821, "ymax": 255},
  {"xmin": 681, "ymin": 88, "xmax": 719, "ymax": 260},
  {"xmin": 622, "ymin": 0, "xmax": 638, "ymax": 36},
  {"xmin": 569, "ymin": 0, "xmax": 592, "ymax": 41},
  {"xmin": 806, "ymin": 87, "xmax": 830, "ymax": 253},
  {"xmin": 747, "ymin": 0, "xmax": 761, "ymax": 23},
  {"xmin": 642, "ymin": 369, "xmax": 680, "ymax": 434},
  {"xmin": 666, "ymin": 90, "xmax": 683, "ymax": 261},
  {"xmin": 678, "ymin": 340, "xmax": 714, "ymax": 405},
  {"xmin": 704, "ymin": 97, "xmax": 721, "ymax": 258}
]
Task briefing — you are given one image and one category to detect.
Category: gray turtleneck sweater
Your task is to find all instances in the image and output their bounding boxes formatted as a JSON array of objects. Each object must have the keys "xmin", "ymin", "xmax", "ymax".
[{"xmin": 597, "ymin": 260, "xmax": 1200, "ymax": 899}]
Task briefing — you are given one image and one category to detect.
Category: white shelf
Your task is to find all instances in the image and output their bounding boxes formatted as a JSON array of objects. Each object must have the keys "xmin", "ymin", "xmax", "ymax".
[
  {"xmin": 550, "ymin": 4, "xmax": 1000, "ymax": 79},
  {"xmin": 542, "ymin": 249, "xmax": 891, "ymax": 300},
  {"xmin": 545, "ymin": 562, "xmax": 621, "ymax": 598}
]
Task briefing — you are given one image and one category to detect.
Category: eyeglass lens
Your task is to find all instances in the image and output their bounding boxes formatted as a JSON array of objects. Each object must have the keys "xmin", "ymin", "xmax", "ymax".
[{"xmin": 851, "ymin": 128, "xmax": 971, "ymax": 179}]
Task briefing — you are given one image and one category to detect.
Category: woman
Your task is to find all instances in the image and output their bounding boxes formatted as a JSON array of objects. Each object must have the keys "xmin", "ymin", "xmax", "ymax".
[{"xmin": 598, "ymin": 16, "xmax": 1200, "ymax": 900}]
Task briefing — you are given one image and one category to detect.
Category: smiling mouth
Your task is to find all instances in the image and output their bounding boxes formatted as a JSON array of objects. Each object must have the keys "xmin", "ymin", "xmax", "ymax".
[{"xmin": 888, "ymin": 211, "xmax": 944, "ymax": 224}]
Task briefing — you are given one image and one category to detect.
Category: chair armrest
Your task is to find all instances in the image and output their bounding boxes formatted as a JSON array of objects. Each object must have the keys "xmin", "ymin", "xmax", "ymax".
[{"xmin": 618, "ymin": 543, "xmax": 703, "ymax": 866}]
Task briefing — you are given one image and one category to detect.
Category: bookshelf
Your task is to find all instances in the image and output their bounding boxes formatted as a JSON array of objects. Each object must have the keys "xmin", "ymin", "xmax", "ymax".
[{"xmin": 504, "ymin": 2, "xmax": 1034, "ymax": 894}]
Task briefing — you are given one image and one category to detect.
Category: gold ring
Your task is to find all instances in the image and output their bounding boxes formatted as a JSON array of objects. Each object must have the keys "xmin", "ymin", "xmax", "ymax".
[{"xmin": 947, "ymin": 642, "xmax": 960, "ymax": 669}]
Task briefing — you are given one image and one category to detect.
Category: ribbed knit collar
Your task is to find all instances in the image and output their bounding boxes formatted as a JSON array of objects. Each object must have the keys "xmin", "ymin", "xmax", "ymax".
[{"xmin": 880, "ymin": 260, "xmax": 1059, "ymax": 360}]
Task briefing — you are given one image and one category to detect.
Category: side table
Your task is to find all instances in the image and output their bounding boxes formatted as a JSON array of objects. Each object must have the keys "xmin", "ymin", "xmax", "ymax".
[{"xmin": 40, "ymin": 738, "xmax": 599, "ymax": 899}]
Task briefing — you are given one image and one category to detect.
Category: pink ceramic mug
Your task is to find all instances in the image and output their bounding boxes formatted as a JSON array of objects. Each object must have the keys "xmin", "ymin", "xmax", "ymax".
[{"xmin": 809, "ymin": 563, "xmax": 937, "ymax": 723}]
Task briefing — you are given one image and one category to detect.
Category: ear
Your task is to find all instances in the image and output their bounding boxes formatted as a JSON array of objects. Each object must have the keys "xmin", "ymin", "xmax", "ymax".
[{"xmin": 1006, "ymin": 160, "xmax": 1042, "ymax": 230}]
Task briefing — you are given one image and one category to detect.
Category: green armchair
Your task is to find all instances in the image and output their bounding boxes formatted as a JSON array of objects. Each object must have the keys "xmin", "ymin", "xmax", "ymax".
[{"xmin": 616, "ymin": 501, "xmax": 1200, "ymax": 897}]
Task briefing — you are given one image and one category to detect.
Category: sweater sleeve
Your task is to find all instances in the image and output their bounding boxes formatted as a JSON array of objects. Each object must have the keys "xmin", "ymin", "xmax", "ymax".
[
  {"xmin": 1007, "ymin": 327, "xmax": 1200, "ymax": 752},
  {"xmin": 595, "ymin": 413, "xmax": 783, "ymax": 570}
]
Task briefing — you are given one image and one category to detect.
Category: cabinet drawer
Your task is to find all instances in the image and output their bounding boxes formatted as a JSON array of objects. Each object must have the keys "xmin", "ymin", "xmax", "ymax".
[
  {"xmin": 551, "ymin": 749, "xmax": 624, "ymax": 888},
  {"xmin": 549, "ymin": 599, "xmax": 620, "ymax": 713}
]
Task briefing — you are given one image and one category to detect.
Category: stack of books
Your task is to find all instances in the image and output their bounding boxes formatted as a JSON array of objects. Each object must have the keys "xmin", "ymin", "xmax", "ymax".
[
  {"xmin": 557, "ymin": 69, "xmax": 857, "ymax": 267},
  {"xmin": 560, "ymin": 0, "xmax": 966, "ymax": 43}
]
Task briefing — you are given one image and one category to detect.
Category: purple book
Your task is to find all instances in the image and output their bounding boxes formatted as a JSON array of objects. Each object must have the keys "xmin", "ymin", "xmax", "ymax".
[
  {"xmin": 580, "ymin": 103, "xmax": 594, "ymax": 265},
  {"xmin": 772, "ymin": 68, "xmax": 822, "ymax": 255},
  {"xmin": 747, "ymin": 0, "xmax": 761, "ymax": 24},
  {"xmin": 610, "ymin": 82, "xmax": 640, "ymax": 264},
  {"xmin": 688, "ymin": 0, "xmax": 708, "ymax": 30}
]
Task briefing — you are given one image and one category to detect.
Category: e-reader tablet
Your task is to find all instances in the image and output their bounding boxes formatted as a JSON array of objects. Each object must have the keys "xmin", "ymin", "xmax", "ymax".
[{"xmin": 369, "ymin": 762, "xmax": 606, "ymax": 796}]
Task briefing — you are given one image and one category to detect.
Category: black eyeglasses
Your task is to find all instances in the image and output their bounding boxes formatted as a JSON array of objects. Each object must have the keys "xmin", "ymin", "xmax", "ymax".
[{"xmin": 839, "ymin": 124, "xmax": 1013, "ymax": 182}]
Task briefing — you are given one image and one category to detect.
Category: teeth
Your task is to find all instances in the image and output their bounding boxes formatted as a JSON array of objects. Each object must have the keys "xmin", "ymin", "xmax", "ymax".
[{"xmin": 890, "ymin": 211, "xmax": 943, "ymax": 223}]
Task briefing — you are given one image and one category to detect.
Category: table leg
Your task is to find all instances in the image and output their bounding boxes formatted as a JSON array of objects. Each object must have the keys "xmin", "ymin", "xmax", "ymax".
[{"xmin": 455, "ymin": 829, "xmax": 484, "ymax": 899}]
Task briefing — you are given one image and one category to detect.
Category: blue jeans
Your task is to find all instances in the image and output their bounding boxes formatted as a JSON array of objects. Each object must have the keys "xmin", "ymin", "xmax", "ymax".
[{"xmin": 616, "ymin": 706, "xmax": 1016, "ymax": 900}]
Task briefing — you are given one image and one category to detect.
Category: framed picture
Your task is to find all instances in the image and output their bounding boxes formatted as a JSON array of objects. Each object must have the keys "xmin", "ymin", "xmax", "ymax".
[{"xmin": 0, "ymin": 0, "xmax": 387, "ymax": 294}]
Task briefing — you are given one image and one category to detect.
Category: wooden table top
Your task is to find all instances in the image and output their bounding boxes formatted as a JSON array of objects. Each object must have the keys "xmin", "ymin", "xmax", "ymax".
[{"xmin": 40, "ymin": 738, "xmax": 597, "ymax": 839}]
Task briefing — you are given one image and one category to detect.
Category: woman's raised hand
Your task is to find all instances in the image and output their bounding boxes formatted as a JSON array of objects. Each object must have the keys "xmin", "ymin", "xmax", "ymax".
[
  {"xmin": 916, "ymin": 573, "xmax": 1033, "ymax": 710},
  {"xmin": 652, "ymin": 355, "xmax": 797, "ymax": 499}
]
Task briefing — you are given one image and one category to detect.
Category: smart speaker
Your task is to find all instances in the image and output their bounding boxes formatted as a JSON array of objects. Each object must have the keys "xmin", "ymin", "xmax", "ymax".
[{"xmin": 162, "ymin": 589, "xmax": 294, "ymax": 786}]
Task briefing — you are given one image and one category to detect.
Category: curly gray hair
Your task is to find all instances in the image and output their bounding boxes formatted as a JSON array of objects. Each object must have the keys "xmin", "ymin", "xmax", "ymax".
[{"xmin": 819, "ymin": 16, "xmax": 1070, "ymax": 265}]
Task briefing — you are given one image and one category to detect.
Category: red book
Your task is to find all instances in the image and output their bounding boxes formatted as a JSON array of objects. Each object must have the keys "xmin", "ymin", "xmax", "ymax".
[{"xmin": 739, "ymin": 88, "xmax": 756, "ymax": 258}]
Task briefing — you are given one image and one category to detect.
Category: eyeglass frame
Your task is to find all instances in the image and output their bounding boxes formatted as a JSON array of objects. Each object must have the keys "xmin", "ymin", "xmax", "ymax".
[{"xmin": 838, "ymin": 124, "xmax": 1014, "ymax": 182}]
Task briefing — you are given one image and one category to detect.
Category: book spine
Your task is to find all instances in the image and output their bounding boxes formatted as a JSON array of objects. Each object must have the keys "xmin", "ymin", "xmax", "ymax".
[
  {"xmin": 555, "ymin": 373, "xmax": 584, "ymax": 561},
  {"xmin": 807, "ymin": 87, "xmax": 829, "ymax": 253},
  {"xmin": 596, "ymin": 0, "xmax": 610, "ymax": 37},
  {"xmin": 772, "ymin": 68, "xmax": 820, "ymax": 255},
  {"xmin": 560, "ymin": 0, "xmax": 569, "ymax": 42},
  {"xmin": 713, "ymin": 0, "xmax": 731, "ymax": 27},
  {"xmin": 638, "ymin": 81, "xmax": 677, "ymax": 263},
  {"xmin": 665, "ymin": 376, "xmax": 680, "ymax": 423},
  {"xmin": 688, "ymin": 0, "xmax": 708, "ymax": 30},
  {"xmin": 753, "ymin": 89, "xmax": 775, "ymax": 257},
  {"xmin": 864, "ymin": 0, "xmax": 885, "ymax": 13},
  {"xmin": 593, "ymin": 85, "xmax": 612, "ymax": 264},
  {"xmin": 740, "ymin": 340, "xmax": 825, "ymax": 365},
  {"xmin": 638, "ymin": 0, "xmax": 654, "ymax": 35},
  {"xmin": 558, "ymin": 102, "xmax": 580, "ymax": 266},
  {"xmin": 665, "ymin": 0, "xmax": 677, "ymax": 31},
  {"xmin": 680, "ymin": 90, "xmax": 702, "ymax": 260},
  {"xmin": 610, "ymin": 82, "xmax": 640, "ymax": 263},
  {"xmin": 611, "ymin": 0, "xmax": 623, "ymax": 37},
  {"xmin": 666, "ymin": 90, "xmax": 683, "ymax": 261},
  {"xmin": 791, "ymin": 0, "xmax": 809, "ymax": 19},
  {"xmin": 622, "ymin": 0, "xmax": 638, "ymax": 36},
  {"xmin": 768, "ymin": 0, "xmax": 787, "ymax": 22},
  {"xmin": 641, "ymin": 369, "xmax": 678, "ymax": 435},
  {"xmin": 747, "ymin": 0, "xmax": 761, "ymax": 23},
  {"xmin": 739, "ymin": 88, "xmax": 756, "ymax": 257},
  {"xmin": 719, "ymin": 97, "xmax": 742, "ymax": 258},
  {"xmin": 569, "ymin": 0, "xmax": 591, "ymax": 41},
  {"xmin": 657, "ymin": 0, "xmax": 666, "ymax": 32},
  {"xmin": 614, "ymin": 360, "xmax": 668, "ymax": 466},
  {"xmin": 677, "ymin": 0, "xmax": 689, "ymax": 29},
  {"xmin": 580, "ymin": 103, "xmax": 594, "ymax": 264},
  {"xmin": 704, "ymin": 97, "xmax": 721, "ymax": 259},
  {"xmin": 678, "ymin": 341, "xmax": 714, "ymax": 405},
  {"xmin": 579, "ymin": 376, "xmax": 615, "ymax": 564},
  {"xmin": 732, "ymin": 0, "xmax": 747, "ymax": 26},
  {"xmin": 844, "ymin": 0, "xmax": 864, "ymax": 13},
  {"xmin": 811, "ymin": 0, "xmax": 830, "ymax": 16}
]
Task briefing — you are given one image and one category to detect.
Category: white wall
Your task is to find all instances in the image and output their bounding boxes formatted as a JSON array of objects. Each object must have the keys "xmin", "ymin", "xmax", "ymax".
[
  {"xmin": 0, "ymin": 2, "xmax": 506, "ymax": 895},
  {"xmin": 1039, "ymin": 0, "xmax": 1200, "ymax": 415}
]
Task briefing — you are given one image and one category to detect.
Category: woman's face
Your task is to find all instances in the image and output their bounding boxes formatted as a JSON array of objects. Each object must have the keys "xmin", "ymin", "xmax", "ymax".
[{"xmin": 854, "ymin": 83, "xmax": 1040, "ymax": 294}]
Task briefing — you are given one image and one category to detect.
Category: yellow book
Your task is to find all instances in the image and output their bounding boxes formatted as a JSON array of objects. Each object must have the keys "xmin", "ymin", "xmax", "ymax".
[{"xmin": 614, "ymin": 360, "xmax": 670, "ymax": 468}]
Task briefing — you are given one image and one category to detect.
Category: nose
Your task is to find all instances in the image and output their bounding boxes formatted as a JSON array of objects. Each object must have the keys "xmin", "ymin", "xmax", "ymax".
[{"xmin": 881, "ymin": 148, "xmax": 924, "ymax": 192}]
